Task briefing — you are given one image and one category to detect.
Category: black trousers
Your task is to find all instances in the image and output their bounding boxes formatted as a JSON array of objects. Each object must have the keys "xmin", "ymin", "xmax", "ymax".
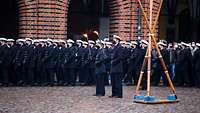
[
  {"xmin": 152, "ymin": 68, "xmax": 162, "ymax": 86},
  {"xmin": 56, "ymin": 67, "xmax": 64, "ymax": 84},
  {"xmin": 1, "ymin": 67, "xmax": 9, "ymax": 85},
  {"xmin": 195, "ymin": 71, "xmax": 200, "ymax": 88},
  {"xmin": 96, "ymin": 73, "xmax": 105, "ymax": 96},
  {"xmin": 125, "ymin": 68, "xmax": 136, "ymax": 84},
  {"xmin": 23, "ymin": 67, "xmax": 34, "ymax": 85},
  {"xmin": 104, "ymin": 69, "xmax": 110, "ymax": 85},
  {"xmin": 14, "ymin": 65, "xmax": 22, "ymax": 84},
  {"xmin": 111, "ymin": 73, "xmax": 123, "ymax": 97},
  {"xmin": 35, "ymin": 67, "xmax": 42, "ymax": 85},
  {"xmin": 68, "ymin": 68, "xmax": 76, "ymax": 85},
  {"xmin": 41, "ymin": 67, "xmax": 55, "ymax": 85},
  {"xmin": 88, "ymin": 68, "xmax": 96, "ymax": 85}
]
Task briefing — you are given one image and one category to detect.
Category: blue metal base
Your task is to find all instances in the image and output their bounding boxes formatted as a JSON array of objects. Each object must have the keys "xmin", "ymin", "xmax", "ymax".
[
  {"xmin": 133, "ymin": 95, "xmax": 145, "ymax": 100},
  {"xmin": 167, "ymin": 94, "xmax": 177, "ymax": 100},
  {"xmin": 144, "ymin": 96, "xmax": 156, "ymax": 101}
]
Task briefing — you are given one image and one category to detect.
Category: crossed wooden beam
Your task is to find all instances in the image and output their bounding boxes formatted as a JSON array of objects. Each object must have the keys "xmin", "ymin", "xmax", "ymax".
[{"xmin": 135, "ymin": 0, "xmax": 177, "ymax": 97}]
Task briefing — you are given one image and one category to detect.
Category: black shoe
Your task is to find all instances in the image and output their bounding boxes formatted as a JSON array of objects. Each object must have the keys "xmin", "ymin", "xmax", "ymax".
[
  {"xmin": 113, "ymin": 96, "xmax": 122, "ymax": 98},
  {"xmin": 63, "ymin": 83, "xmax": 68, "ymax": 86},
  {"xmin": 93, "ymin": 94, "xmax": 104, "ymax": 96},
  {"xmin": 109, "ymin": 95, "xmax": 114, "ymax": 98}
]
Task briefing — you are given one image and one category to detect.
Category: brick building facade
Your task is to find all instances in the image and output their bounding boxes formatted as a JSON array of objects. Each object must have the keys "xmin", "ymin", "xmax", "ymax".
[{"xmin": 18, "ymin": 0, "xmax": 161, "ymax": 40}]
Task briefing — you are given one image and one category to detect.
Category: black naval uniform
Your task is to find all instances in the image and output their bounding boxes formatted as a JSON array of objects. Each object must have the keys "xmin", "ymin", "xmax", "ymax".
[
  {"xmin": 35, "ymin": 44, "xmax": 44, "ymax": 85},
  {"xmin": 174, "ymin": 48, "xmax": 192, "ymax": 86},
  {"xmin": 104, "ymin": 47, "xmax": 112, "ymax": 85},
  {"xmin": 69, "ymin": 46, "xmax": 78, "ymax": 86},
  {"xmin": 124, "ymin": 47, "xmax": 133, "ymax": 85},
  {"xmin": 193, "ymin": 48, "xmax": 200, "ymax": 87},
  {"xmin": 21, "ymin": 44, "xmax": 36, "ymax": 85},
  {"xmin": 87, "ymin": 47, "xmax": 97, "ymax": 85},
  {"xmin": 56, "ymin": 46, "xmax": 65, "ymax": 85},
  {"xmin": 95, "ymin": 48, "xmax": 107, "ymax": 96},
  {"xmin": 110, "ymin": 43, "xmax": 125, "ymax": 98},
  {"xmin": 122, "ymin": 47, "xmax": 130, "ymax": 84},
  {"xmin": 0, "ymin": 44, "xmax": 11, "ymax": 86},
  {"xmin": 41, "ymin": 45, "xmax": 57, "ymax": 86},
  {"xmin": 13, "ymin": 44, "xmax": 24, "ymax": 85},
  {"xmin": 78, "ymin": 46, "xmax": 89, "ymax": 84}
]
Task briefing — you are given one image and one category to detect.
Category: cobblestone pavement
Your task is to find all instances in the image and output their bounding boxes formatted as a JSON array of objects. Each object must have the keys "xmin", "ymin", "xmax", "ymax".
[{"xmin": 0, "ymin": 86, "xmax": 200, "ymax": 113}]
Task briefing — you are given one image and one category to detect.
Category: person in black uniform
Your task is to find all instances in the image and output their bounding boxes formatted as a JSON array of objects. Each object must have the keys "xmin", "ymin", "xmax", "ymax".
[
  {"xmin": 152, "ymin": 41, "xmax": 169, "ymax": 86},
  {"xmin": 41, "ymin": 40, "xmax": 57, "ymax": 86},
  {"xmin": 13, "ymin": 39, "xmax": 24, "ymax": 86},
  {"xmin": 94, "ymin": 40, "xmax": 107, "ymax": 96},
  {"xmin": 193, "ymin": 43, "xmax": 200, "ymax": 88},
  {"xmin": 104, "ymin": 40, "xmax": 112, "ymax": 86},
  {"xmin": 75, "ymin": 40, "xmax": 83, "ymax": 85},
  {"xmin": 55, "ymin": 40, "xmax": 66, "ymax": 86},
  {"xmin": 34, "ymin": 39, "xmax": 45, "ymax": 86},
  {"xmin": 109, "ymin": 35, "xmax": 125, "ymax": 98},
  {"xmin": 65, "ymin": 39, "xmax": 77, "ymax": 86},
  {"xmin": 77, "ymin": 40, "xmax": 89, "ymax": 85},
  {"xmin": 0, "ymin": 38, "xmax": 6, "ymax": 86},
  {"xmin": 120, "ymin": 41, "xmax": 129, "ymax": 82},
  {"xmin": 21, "ymin": 38, "xmax": 36, "ymax": 86},
  {"xmin": 126, "ymin": 41, "xmax": 137, "ymax": 85},
  {"xmin": 0, "ymin": 38, "xmax": 11, "ymax": 86},
  {"xmin": 5, "ymin": 39, "xmax": 16, "ymax": 86},
  {"xmin": 81, "ymin": 41, "xmax": 90, "ymax": 85},
  {"xmin": 87, "ymin": 40, "xmax": 97, "ymax": 85},
  {"xmin": 174, "ymin": 42, "xmax": 192, "ymax": 86}
]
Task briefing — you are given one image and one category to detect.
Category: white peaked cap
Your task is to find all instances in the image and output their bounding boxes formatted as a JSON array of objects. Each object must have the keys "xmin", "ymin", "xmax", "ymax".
[
  {"xmin": 7, "ymin": 39, "xmax": 15, "ymax": 42},
  {"xmin": 141, "ymin": 40, "xmax": 148, "ymax": 45},
  {"xmin": 113, "ymin": 35, "xmax": 122, "ymax": 40},
  {"xmin": 67, "ymin": 39, "xmax": 75, "ymax": 43},
  {"xmin": 88, "ymin": 40, "xmax": 95, "ymax": 44},
  {"xmin": 76, "ymin": 40, "xmax": 83, "ymax": 43}
]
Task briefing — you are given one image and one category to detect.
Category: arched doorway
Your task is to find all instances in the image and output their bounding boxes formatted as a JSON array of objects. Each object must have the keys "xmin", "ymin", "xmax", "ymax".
[{"xmin": 0, "ymin": 0, "xmax": 19, "ymax": 39}]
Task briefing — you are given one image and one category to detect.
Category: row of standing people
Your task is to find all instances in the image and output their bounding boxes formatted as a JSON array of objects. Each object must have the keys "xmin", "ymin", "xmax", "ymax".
[{"xmin": 0, "ymin": 37, "xmax": 200, "ymax": 96}]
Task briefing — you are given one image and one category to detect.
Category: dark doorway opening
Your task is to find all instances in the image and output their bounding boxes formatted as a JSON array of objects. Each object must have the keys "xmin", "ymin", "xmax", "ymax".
[
  {"xmin": 67, "ymin": 0, "xmax": 110, "ymax": 41},
  {"xmin": 178, "ymin": 9, "xmax": 190, "ymax": 42},
  {"xmin": 67, "ymin": 0, "xmax": 100, "ymax": 40},
  {"xmin": 0, "ymin": 0, "xmax": 19, "ymax": 39}
]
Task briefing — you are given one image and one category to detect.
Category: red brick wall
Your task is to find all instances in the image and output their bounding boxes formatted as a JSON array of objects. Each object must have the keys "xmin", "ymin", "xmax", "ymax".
[
  {"xmin": 18, "ymin": 0, "xmax": 69, "ymax": 39},
  {"xmin": 18, "ymin": 0, "xmax": 160, "ymax": 40},
  {"xmin": 109, "ymin": 0, "xmax": 161, "ymax": 41}
]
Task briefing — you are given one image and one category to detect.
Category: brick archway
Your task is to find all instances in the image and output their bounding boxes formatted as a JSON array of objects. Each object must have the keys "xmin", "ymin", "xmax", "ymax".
[{"xmin": 18, "ymin": 0, "xmax": 160, "ymax": 40}]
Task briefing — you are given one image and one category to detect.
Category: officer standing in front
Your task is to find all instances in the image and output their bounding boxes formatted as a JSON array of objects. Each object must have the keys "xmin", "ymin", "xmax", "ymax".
[
  {"xmin": 94, "ymin": 40, "xmax": 107, "ymax": 96},
  {"xmin": 110, "ymin": 35, "xmax": 125, "ymax": 98}
]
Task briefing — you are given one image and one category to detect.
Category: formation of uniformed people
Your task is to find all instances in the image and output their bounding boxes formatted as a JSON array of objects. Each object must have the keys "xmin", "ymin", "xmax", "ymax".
[{"xmin": 1, "ymin": 35, "xmax": 200, "ymax": 98}]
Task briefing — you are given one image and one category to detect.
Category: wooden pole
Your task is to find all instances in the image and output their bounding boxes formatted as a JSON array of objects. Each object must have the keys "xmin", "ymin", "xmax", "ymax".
[
  {"xmin": 146, "ymin": 0, "xmax": 153, "ymax": 96},
  {"xmin": 136, "ymin": 0, "xmax": 177, "ymax": 95},
  {"xmin": 135, "ymin": 48, "xmax": 149, "ymax": 95}
]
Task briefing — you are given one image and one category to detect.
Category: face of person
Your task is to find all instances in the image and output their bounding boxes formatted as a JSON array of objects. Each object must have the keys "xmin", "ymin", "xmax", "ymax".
[
  {"xmin": 0, "ymin": 41, "xmax": 5, "ymax": 45},
  {"xmin": 192, "ymin": 42, "xmax": 195, "ymax": 47},
  {"xmin": 26, "ymin": 41, "xmax": 32, "ymax": 45},
  {"xmin": 77, "ymin": 42, "xmax": 82, "ymax": 47},
  {"xmin": 89, "ymin": 43, "xmax": 94, "ymax": 47},
  {"xmin": 174, "ymin": 44, "xmax": 178, "ymax": 49},
  {"xmin": 7, "ymin": 42, "xmax": 14, "ymax": 46},
  {"xmin": 83, "ymin": 44, "xmax": 88, "ymax": 48},
  {"xmin": 68, "ymin": 43, "xmax": 73, "ymax": 47},
  {"xmin": 132, "ymin": 45, "xmax": 136, "ymax": 48},
  {"xmin": 34, "ymin": 42, "xmax": 39, "ymax": 46},
  {"xmin": 113, "ymin": 38, "xmax": 119, "ymax": 44}
]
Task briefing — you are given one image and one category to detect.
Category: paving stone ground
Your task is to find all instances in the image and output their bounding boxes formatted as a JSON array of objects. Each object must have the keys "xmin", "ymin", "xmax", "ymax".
[{"xmin": 0, "ymin": 86, "xmax": 200, "ymax": 113}]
